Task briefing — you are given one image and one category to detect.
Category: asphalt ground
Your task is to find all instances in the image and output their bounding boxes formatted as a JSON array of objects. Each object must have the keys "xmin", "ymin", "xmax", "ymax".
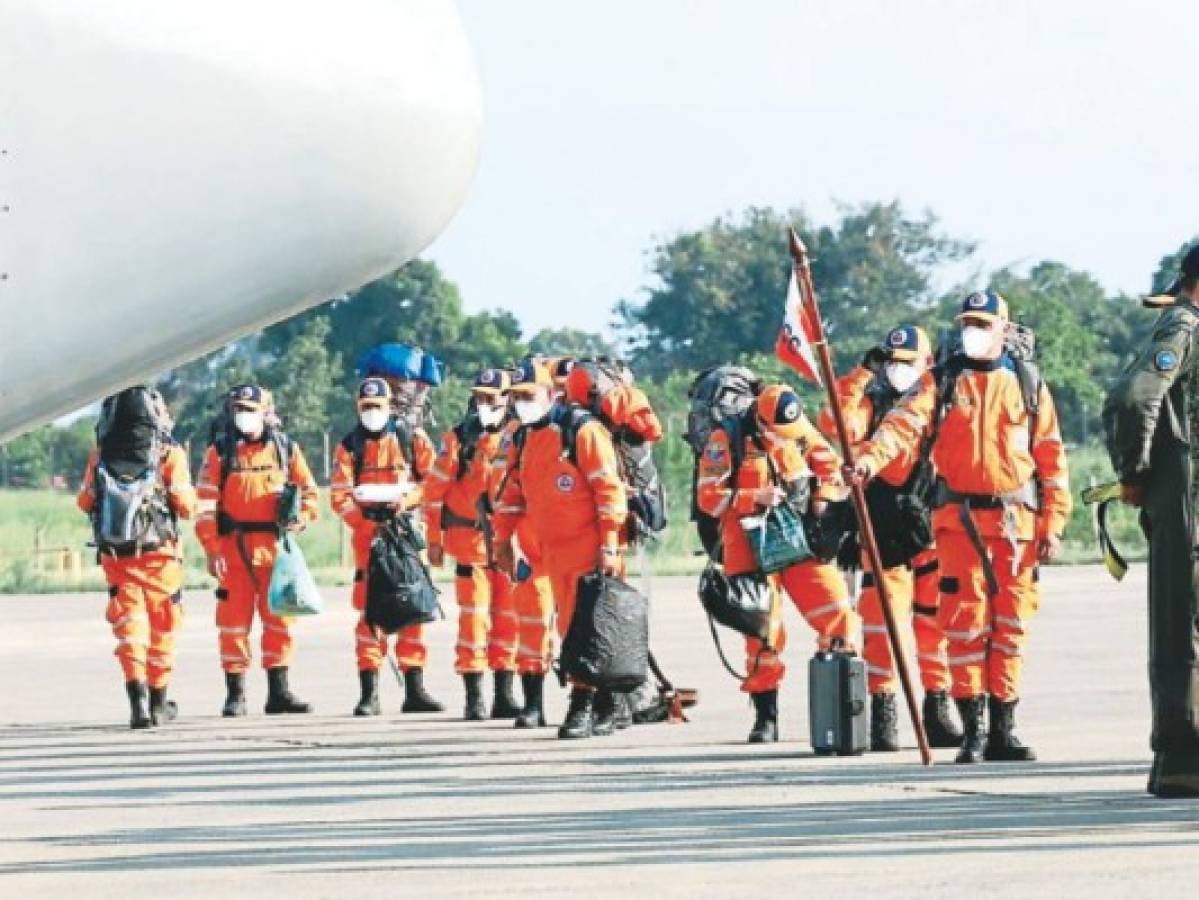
[{"xmin": 2, "ymin": 565, "xmax": 1197, "ymax": 898}]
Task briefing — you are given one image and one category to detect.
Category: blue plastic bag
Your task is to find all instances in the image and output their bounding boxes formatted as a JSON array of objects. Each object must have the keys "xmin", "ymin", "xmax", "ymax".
[
  {"xmin": 267, "ymin": 534, "xmax": 323, "ymax": 617},
  {"xmin": 356, "ymin": 343, "xmax": 444, "ymax": 386}
]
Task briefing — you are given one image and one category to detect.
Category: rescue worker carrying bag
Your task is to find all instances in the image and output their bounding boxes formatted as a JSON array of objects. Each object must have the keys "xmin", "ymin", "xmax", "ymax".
[
  {"xmin": 560, "ymin": 572, "xmax": 649, "ymax": 690},
  {"xmin": 698, "ymin": 562, "xmax": 772, "ymax": 641},
  {"xmin": 267, "ymin": 534, "xmax": 324, "ymax": 617},
  {"xmin": 365, "ymin": 515, "xmax": 442, "ymax": 634}
]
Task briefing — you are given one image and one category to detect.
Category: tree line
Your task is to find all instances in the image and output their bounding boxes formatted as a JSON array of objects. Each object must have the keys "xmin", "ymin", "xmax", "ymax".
[{"xmin": 2, "ymin": 200, "xmax": 1191, "ymax": 488}]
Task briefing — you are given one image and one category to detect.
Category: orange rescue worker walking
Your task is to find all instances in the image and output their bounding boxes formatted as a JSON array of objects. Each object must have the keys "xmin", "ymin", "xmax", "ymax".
[
  {"xmin": 196, "ymin": 384, "xmax": 319, "ymax": 718},
  {"xmin": 819, "ymin": 326, "xmax": 962, "ymax": 752},
  {"xmin": 848, "ymin": 292, "xmax": 1071, "ymax": 763},
  {"xmin": 78, "ymin": 387, "xmax": 196, "ymax": 729},
  {"xmin": 493, "ymin": 360, "xmax": 628, "ymax": 740},
  {"xmin": 331, "ymin": 377, "xmax": 445, "ymax": 715},
  {"xmin": 697, "ymin": 384, "xmax": 860, "ymax": 744},
  {"xmin": 425, "ymin": 369, "xmax": 521, "ymax": 721}
]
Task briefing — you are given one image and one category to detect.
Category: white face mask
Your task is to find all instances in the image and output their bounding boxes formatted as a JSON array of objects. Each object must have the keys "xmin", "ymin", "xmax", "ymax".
[
  {"xmin": 359, "ymin": 408, "xmax": 390, "ymax": 433},
  {"xmin": 477, "ymin": 403, "xmax": 505, "ymax": 429},
  {"xmin": 960, "ymin": 325, "xmax": 996, "ymax": 360},
  {"xmin": 884, "ymin": 362, "xmax": 921, "ymax": 393},
  {"xmin": 514, "ymin": 398, "xmax": 549, "ymax": 425},
  {"xmin": 234, "ymin": 411, "xmax": 264, "ymax": 437}
]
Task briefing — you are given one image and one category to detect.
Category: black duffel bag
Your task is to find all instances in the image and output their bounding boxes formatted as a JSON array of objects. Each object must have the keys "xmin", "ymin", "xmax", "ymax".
[
  {"xmin": 698, "ymin": 562, "xmax": 773, "ymax": 642},
  {"xmin": 864, "ymin": 479, "xmax": 933, "ymax": 569},
  {"xmin": 365, "ymin": 516, "xmax": 442, "ymax": 634},
  {"xmin": 560, "ymin": 572, "xmax": 649, "ymax": 690}
]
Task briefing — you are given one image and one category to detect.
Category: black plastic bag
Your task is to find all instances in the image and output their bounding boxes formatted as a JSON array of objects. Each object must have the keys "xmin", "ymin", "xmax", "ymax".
[
  {"xmin": 698, "ymin": 563, "xmax": 772, "ymax": 641},
  {"xmin": 365, "ymin": 517, "xmax": 441, "ymax": 634},
  {"xmin": 560, "ymin": 573, "xmax": 649, "ymax": 690}
]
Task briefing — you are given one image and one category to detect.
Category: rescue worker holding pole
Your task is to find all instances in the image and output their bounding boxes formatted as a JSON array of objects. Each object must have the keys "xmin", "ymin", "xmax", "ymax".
[
  {"xmin": 846, "ymin": 290, "xmax": 1071, "ymax": 763},
  {"xmin": 818, "ymin": 326, "xmax": 962, "ymax": 751},
  {"xmin": 696, "ymin": 383, "xmax": 860, "ymax": 743},
  {"xmin": 78, "ymin": 387, "xmax": 196, "ymax": 729},
  {"xmin": 492, "ymin": 359, "xmax": 629, "ymax": 740},
  {"xmin": 1103, "ymin": 243, "xmax": 1199, "ymax": 798},
  {"xmin": 331, "ymin": 377, "xmax": 445, "ymax": 716},
  {"xmin": 424, "ymin": 368, "xmax": 521, "ymax": 721},
  {"xmin": 196, "ymin": 384, "xmax": 319, "ymax": 717}
]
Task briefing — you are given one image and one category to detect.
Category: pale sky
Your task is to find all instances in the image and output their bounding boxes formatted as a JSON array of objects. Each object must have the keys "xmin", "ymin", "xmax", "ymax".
[{"xmin": 427, "ymin": 0, "xmax": 1199, "ymax": 337}]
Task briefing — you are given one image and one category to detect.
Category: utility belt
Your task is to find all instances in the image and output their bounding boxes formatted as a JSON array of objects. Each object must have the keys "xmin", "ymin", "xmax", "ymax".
[
  {"xmin": 216, "ymin": 512, "xmax": 280, "ymax": 537},
  {"xmin": 441, "ymin": 506, "xmax": 483, "ymax": 532},
  {"xmin": 932, "ymin": 478, "xmax": 1039, "ymax": 597},
  {"xmin": 931, "ymin": 479, "xmax": 1039, "ymax": 512},
  {"xmin": 99, "ymin": 541, "xmax": 167, "ymax": 560},
  {"xmin": 362, "ymin": 506, "xmax": 401, "ymax": 524}
]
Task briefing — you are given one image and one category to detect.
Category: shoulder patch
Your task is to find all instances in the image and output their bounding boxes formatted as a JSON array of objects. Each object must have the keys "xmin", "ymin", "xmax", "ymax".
[{"xmin": 1154, "ymin": 349, "xmax": 1179, "ymax": 372}]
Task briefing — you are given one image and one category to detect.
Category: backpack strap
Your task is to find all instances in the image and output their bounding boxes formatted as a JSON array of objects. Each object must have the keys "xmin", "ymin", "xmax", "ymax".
[{"xmin": 341, "ymin": 418, "xmax": 418, "ymax": 487}]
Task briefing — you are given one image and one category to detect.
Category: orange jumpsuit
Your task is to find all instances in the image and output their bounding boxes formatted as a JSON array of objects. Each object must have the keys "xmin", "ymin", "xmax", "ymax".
[
  {"xmin": 696, "ymin": 418, "xmax": 859, "ymax": 694},
  {"xmin": 819, "ymin": 366, "xmax": 950, "ymax": 695},
  {"xmin": 424, "ymin": 428, "xmax": 516, "ymax": 675},
  {"xmin": 330, "ymin": 426, "xmax": 435, "ymax": 673},
  {"xmin": 492, "ymin": 412, "xmax": 628, "ymax": 660},
  {"xmin": 77, "ymin": 444, "xmax": 196, "ymax": 687},
  {"xmin": 195, "ymin": 438, "xmax": 319, "ymax": 674},
  {"xmin": 858, "ymin": 359, "xmax": 1071, "ymax": 701}
]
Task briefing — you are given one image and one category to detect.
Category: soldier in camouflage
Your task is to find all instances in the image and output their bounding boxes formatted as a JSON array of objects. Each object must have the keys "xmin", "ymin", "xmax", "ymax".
[{"xmin": 1103, "ymin": 243, "xmax": 1199, "ymax": 798}]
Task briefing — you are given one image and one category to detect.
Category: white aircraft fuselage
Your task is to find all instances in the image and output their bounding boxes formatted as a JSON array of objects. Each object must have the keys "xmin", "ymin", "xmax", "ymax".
[{"xmin": 0, "ymin": 0, "xmax": 482, "ymax": 440}]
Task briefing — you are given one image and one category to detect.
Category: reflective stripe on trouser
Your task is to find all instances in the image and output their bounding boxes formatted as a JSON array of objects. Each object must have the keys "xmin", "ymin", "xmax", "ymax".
[
  {"xmin": 102, "ymin": 554, "xmax": 183, "ymax": 687},
  {"xmin": 215, "ymin": 562, "xmax": 293, "ymax": 673},
  {"xmin": 858, "ymin": 546, "xmax": 949, "ymax": 694},
  {"xmin": 513, "ymin": 569, "xmax": 555, "ymax": 675},
  {"xmin": 351, "ymin": 545, "xmax": 426, "ymax": 672},
  {"xmin": 742, "ymin": 558, "xmax": 859, "ymax": 694},
  {"xmin": 936, "ymin": 529, "xmax": 1039, "ymax": 701},
  {"xmin": 453, "ymin": 564, "xmax": 517, "ymax": 674}
]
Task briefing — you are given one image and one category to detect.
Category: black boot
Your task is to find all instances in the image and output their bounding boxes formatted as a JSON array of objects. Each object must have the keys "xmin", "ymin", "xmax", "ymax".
[
  {"xmin": 490, "ymin": 670, "xmax": 521, "ymax": 719},
  {"xmin": 984, "ymin": 696, "xmax": 1036, "ymax": 761},
  {"xmin": 747, "ymin": 690, "xmax": 778, "ymax": 744},
  {"xmin": 126, "ymin": 681, "xmax": 152, "ymax": 730},
  {"xmin": 613, "ymin": 692, "xmax": 633, "ymax": 730},
  {"xmin": 353, "ymin": 669, "xmax": 381, "ymax": 717},
  {"xmin": 558, "ymin": 688, "xmax": 594, "ymax": 739},
  {"xmin": 148, "ymin": 685, "xmax": 178, "ymax": 725},
  {"xmin": 515, "ymin": 673, "xmax": 547, "ymax": 728},
  {"xmin": 922, "ymin": 690, "xmax": 963, "ymax": 748},
  {"xmin": 264, "ymin": 666, "xmax": 312, "ymax": 714},
  {"xmin": 222, "ymin": 672, "xmax": 247, "ymax": 718},
  {"xmin": 463, "ymin": 672, "xmax": 487, "ymax": 721},
  {"xmin": 870, "ymin": 693, "xmax": 899, "ymax": 752},
  {"xmin": 954, "ymin": 695, "xmax": 987, "ymax": 764},
  {"xmin": 1149, "ymin": 750, "xmax": 1199, "ymax": 798},
  {"xmin": 401, "ymin": 667, "xmax": 445, "ymax": 713},
  {"xmin": 591, "ymin": 689, "xmax": 616, "ymax": 737}
]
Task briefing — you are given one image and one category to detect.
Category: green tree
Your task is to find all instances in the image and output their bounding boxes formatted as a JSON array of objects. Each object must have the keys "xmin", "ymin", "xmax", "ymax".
[
  {"xmin": 262, "ymin": 316, "xmax": 342, "ymax": 479},
  {"xmin": 528, "ymin": 327, "xmax": 615, "ymax": 359},
  {"xmin": 617, "ymin": 203, "xmax": 973, "ymax": 378}
]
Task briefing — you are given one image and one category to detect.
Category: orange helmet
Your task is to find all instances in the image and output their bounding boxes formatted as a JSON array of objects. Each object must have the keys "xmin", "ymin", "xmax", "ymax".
[{"xmin": 755, "ymin": 384, "xmax": 806, "ymax": 439}]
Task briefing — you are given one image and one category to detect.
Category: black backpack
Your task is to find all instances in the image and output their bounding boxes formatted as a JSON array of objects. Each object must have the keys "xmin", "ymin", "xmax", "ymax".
[
  {"xmin": 684, "ymin": 367, "xmax": 765, "ymax": 558},
  {"xmin": 364, "ymin": 517, "xmax": 442, "ymax": 634}
]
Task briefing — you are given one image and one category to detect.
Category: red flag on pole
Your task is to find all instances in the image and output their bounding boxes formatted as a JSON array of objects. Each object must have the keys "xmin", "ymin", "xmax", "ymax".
[{"xmin": 775, "ymin": 269, "xmax": 823, "ymax": 384}]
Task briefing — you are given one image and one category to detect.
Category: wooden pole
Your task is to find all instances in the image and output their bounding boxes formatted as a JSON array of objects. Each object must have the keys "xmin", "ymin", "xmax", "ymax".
[{"xmin": 788, "ymin": 226, "xmax": 933, "ymax": 767}]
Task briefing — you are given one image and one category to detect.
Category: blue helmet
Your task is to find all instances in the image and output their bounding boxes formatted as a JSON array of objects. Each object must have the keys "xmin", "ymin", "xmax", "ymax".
[{"xmin": 356, "ymin": 343, "xmax": 444, "ymax": 387}]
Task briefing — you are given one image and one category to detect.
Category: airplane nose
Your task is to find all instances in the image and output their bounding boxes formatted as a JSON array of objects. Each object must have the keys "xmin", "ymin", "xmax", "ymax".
[{"xmin": 0, "ymin": 0, "xmax": 482, "ymax": 440}]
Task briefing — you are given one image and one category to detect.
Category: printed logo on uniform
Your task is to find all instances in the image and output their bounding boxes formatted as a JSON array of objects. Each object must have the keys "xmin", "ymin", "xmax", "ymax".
[
  {"xmin": 363, "ymin": 380, "xmax": 381, "ymax": 396},
  {"xmin": 779, "ymin": 396, "xmax": 800, "ymax": 422},
  {"xmin": 480, "ymin": 370, "xmax": 495, "ymax": 384},
  {"xmin": 1155, "ymin": 349, "xmax": 1179, "ymax": 372},
  {"xmin": 556, "ymin": 474, "xmax": 575, "ymax": 493},
  {"xmin": 707, "ymin": 444, "xmax": 725, "ymax": 462},
  {"xmin": 967, "ymin": 292, "xmax": 988, "ymax": 309},
  {"xmin": 239, "ymin": 386, "xmax": 255, "ymax": 400},
  {"xmin": 889, "ymin": 329, "xmax": 908, "ymax": 347}
]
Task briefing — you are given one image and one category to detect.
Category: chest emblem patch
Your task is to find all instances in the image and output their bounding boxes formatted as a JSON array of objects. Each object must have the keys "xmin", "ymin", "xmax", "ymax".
[{"xmin": 556, "ymin": 474, "xmax": 575, "ymax": 493}]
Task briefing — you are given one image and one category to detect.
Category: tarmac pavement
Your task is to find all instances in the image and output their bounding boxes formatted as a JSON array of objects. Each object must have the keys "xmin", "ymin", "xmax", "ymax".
[{"xmin": 1, "ymin": 565, "xmax": 1197, "ymax": 898}]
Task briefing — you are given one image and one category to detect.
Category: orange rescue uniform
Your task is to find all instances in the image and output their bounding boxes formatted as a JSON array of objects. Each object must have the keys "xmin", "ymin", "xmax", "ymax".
[
  {"xmin": 819, "ymin": 366, "xmax": 950, "ymax": 695},
  {"xmin": 330, "ymin": 425, "xmax": 435, "ymax": 672},
  {"xmin": 195, "ymin": 437, "xmax": 319, "ymax": 673},
  {"xmin": 425, "ymin": 427, "xmax": 516, "ymax": 675},
  {"xmin": 492, "ymin": 408, "xmax": 628, "ymax": 658},
  {"xmin": 78, "ymin": 444, "xmax": 196, "ymax": 687},
  {"xmin": 696, "ymin": 417, "xmax": 859, "ymax": 694},
  {"xmin": 858, "ymin": 359, "xmax": 1071, "ymax": 701}
]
